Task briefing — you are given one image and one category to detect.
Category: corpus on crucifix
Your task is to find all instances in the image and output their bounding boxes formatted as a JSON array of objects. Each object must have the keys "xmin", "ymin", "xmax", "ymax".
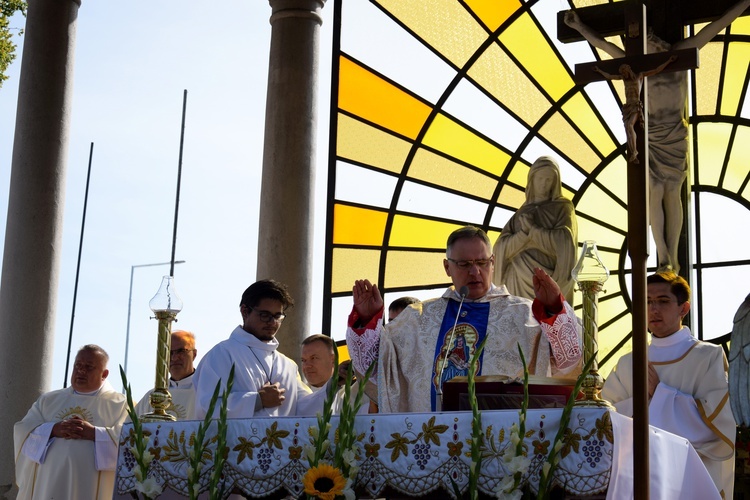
[{"xmin": 564, "ymin": 0, "xmax": 750, "ymax": 274}]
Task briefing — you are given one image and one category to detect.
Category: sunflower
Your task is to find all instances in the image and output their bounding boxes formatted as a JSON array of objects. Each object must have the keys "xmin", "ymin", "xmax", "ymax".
[{"xmin": 303, "ymin": 463, "xmax": 347, "ymax": 500}]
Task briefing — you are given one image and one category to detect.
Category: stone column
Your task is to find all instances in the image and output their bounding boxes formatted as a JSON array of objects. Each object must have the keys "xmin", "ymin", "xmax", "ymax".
[
  {"xmin": 0, "ymin": 0, "xmax": 80, "ymax": 495},
  {"xmin": 257, "ymin": 0, "xmax": 326, "ymax": 361}
]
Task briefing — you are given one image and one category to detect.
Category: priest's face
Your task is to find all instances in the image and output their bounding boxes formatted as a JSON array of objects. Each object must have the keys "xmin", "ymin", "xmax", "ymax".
[
  {"xmin": 71, "ymin": 350, "xmax": 109, "ymax": 393},
  {"xmin": 647, "ymin": 282, "xmax": 690, "ymax": 338},
  {"xmin": 300, "ymin": 340, "xmax": 335, "ymax": 388},
  {"xmin": 169, "ymin": 332, "xmax": 197, "ymax": 381},
  {"xmin": 443, "ymin": 236, "xmax": 494, "ymax": 300},
  {"xmin": 241, "ymin": 298, "xmax": 286, "ymax": 342}
]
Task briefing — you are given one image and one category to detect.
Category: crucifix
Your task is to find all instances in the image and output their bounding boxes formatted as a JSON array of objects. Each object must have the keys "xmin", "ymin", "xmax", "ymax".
[{"xmin": 558, "ymin": 0, "xmax": 750, "ymax": 497}]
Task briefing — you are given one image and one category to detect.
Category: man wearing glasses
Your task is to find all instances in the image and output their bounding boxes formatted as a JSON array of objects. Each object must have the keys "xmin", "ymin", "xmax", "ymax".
[
  {"xmin": 347, "ymin": 225, "xmax": 582, "ymax": 413},
  {"xmin": 193, "ymin": 279, "xmax": 326, "ymax": 418},
  {"xmin": 133, "ymin": 330, "xmax": 198, "ymax": 420}
]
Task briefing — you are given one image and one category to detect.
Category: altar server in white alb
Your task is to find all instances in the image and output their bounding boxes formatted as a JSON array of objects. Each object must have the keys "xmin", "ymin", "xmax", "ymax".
[
  {"xmin": 602, "ymin": 272, "xmax": 736, "ymax": 499},
  {"xmin": 134, "ymin": 329, "xmax": 198, "ymax": 420},
  {"xmin": 193, "ymin": 279, "xmax": 326, "ymax": 418},
  {"xmin": 14, "ymin": 345, "xmax": 128, "ymax": 500},
  {"xmin": 346, "ymin": 225, "xmax": 583, "ymax": 413}
]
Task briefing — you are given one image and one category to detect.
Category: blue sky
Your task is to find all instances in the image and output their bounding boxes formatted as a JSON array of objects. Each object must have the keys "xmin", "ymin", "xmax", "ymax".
[{"xmin": 0, "ymin": 1, "xmax": 336, "ymax": 397}]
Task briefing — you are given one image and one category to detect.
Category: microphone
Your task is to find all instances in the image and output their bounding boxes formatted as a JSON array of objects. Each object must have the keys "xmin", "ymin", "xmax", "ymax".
[{"xmin": 436, "ymin": 286, "xmax": 469, "ymax": 411}]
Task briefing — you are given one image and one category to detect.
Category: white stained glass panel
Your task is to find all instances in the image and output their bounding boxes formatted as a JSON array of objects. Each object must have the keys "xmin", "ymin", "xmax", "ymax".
[
  {"xmin": 697, "ymin": 193, "xmax": 750, "ymax": 263},
  {"xmin": 396, "ymin": 181, "xmax": 489, "ymax": 222},
  {"xmin": 441, "ymin": 78, "xmax": 528, "ymax": 153},
  {"xmin": 334, "ymin": 161, "xmax": 398, "ymax": 210}
]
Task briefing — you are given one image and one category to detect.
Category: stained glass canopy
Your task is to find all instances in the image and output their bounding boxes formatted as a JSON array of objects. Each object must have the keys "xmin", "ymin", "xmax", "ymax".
[{"xmin": 323, "ymin": 0, "xmax": 750, "ymax": 377}]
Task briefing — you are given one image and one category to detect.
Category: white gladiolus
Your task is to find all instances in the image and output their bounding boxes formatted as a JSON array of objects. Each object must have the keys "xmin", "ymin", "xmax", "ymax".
[
  {"xmin": 342, "ymin": 479, "xmax": 356, "ymax": 500},
  {"xmin": 130, "ymin": 446, "xmax": 140, "ymax": 460},
  {"xmin": 134, "ymin": 467, "xmax": 143, "ymax": 482},
  {"xmin": 141, "ymin": 451, "xmax": 153, "ymax": 464},
  {"xmin": 542, "ymin": 461, "xmax": 552, "ymax": 478},
  {"xmin": 134, "ymin": 476, "xmax": 163, "ymax": 498}
]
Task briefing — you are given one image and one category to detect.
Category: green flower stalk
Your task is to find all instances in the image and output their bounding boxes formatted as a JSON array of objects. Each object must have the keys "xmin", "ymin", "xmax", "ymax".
[
  {"xmin": 187, "ymin": 364, "xmax": 233, "ymax": 500},
  {"xmin": 119, "ymin": 366, "xmax": 162, "ymax": 499},
  {"xmin": 208, "ymin": 364, "xmax": 234, "ymax": 500},
  {"xmin": 536, "ymin": 353, "xmax": 597, "ymax": 499},
  {"xmin": 466, "ymin": 334, "xmax": 490, "ymax": 500}
]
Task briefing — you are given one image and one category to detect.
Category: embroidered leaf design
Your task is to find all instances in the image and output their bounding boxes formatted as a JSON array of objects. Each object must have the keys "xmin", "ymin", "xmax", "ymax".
[
  {"xmin": 162, "ymin": 429, "xmax": 189, "ymax": 463},
  {"xmin": 265, "ymin": 421, "xmax": 290, "ymax": 449},
  {"xmin": 385, "ymin": 433, "xmax": 410, "ymax": 462},
  {"xmin": 485, "ymin": 424, "xmax": 493, "ymax": 441},
  {"xmin": 596, "ymin": 411, "xmax": 614, "ymax": 443},
  {"xmin": 422, "ymin": 416, "xmax": 449, "ymax": 446},
  {"xmin": 560, "ymin": 428, "xmax": 581, "ymax": 458},
  {"xmin": 233, "ymin": 436, "xmax": 256, "ymax": 464}
]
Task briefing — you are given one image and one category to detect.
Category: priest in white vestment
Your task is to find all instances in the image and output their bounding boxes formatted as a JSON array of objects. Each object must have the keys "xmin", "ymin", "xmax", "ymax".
[
  {"xmin": 133, "ymin": 330, "xmax": 197, "ymax": 420},
  {"xmin": 194, "ymin": 279, "xmax": 327, "ymax": 418},
  {"xmin": 602, "ymin": 271, "xmax": 736, "ymax": 499},
  {"xmin": 346, "ymin": 226, "xmax": 583, "ymax": 413},
  {"xmin": 14, "ymin": 345, "xmax": 127, "ymax": 500}
]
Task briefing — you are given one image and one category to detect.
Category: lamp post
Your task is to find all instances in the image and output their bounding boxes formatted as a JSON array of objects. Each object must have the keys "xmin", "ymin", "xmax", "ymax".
[
  {"xmin": 572, "ymin": 240, "xmax": 613, "ymax": 407},
  {"xmin": 142, "ymin": 275, "xmax": 183, "ymax": 422},
  {"xmin": 123, "ymin": 260, "xmax": 185, "ymax": 383}
]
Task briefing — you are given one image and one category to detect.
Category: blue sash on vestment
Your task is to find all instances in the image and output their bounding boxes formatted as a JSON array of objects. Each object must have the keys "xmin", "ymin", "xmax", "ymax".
[{"xmin": 430, "ymin": 299, "xmax": 490, "ymax": 411}]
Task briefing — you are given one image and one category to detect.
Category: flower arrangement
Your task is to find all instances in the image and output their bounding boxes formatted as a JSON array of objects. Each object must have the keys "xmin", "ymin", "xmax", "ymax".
[
  {"xmin": 303, "ymin": 352, "xmax": 375, "ymax": 500},
  {"xmin": 187, "ymin": 364, "xmax": 235, "ymax": 500},
  {"xmin": 120, "ymin": 366, "xmax": 163, "ymax": 500},
  {"xmin": 491, "ymin": 346, "xmax": 597, "ymax": 499}
]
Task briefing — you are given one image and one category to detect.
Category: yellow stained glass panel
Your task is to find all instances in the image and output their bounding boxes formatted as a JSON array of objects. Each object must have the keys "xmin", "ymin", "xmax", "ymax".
[
  {"xmin": 337, "ymin": 114, "xmax": 412, "ymax": 174},
  {"xmin": 333, "ymin": 204, "xmax": 388, "ymax": 246},
  {"xmin": 562, "ymin": 92, "xmax": 617, "ymax": 158},
  {"xmin": 539, "ymin": 112, "xmax": 602, "ymax": 171},
  {"xmin": 497, "ymin": 184, "xmax": 526, "ymax": 209},
  {"xmin": 576, "ymin": 217, "xmax": 625, "ymax": 250},
  {"xmin": 378, "ymin": 0, "xmax": 489, "ymax": 68},
  {"xmin": 422, "ymin": 113, "xmax": 510, "ymax": 176},
  {"xmin": 696, "ymin": 44, "xmax": 724, "ymax": 116},
  {"xmin": 409, "ymin": 148, "xmax": 497, "ymax": 200},
  {"xmin": 697, "ymin": 122, "xmax": 732, "ymax": 187},
  {"xmin": 576, "ymin": 182, "xmax": 628, "ymax": 229},
  {"xmin": 726, "ymin": 126, "xmax": 750, "ymax": 192},
  {"xmin": 720, "ymin": 42, "xmax": 750, "ymax": 116},
  {"xmin": 384, "ymin": 251, "xmax": 449, "ymax": 288},
  {"xmin": 731, "ymin": 15, "xmax": 750, "ymax": 35},
  {"xmin": 593, "ymin": 157, "xmax": 628, "ymax": 204},
  {"xmin": 468, "ymin": 43, "xmax": 549, "ymax": 126},
  {"xmin": 339, "ymin": 56, "xmax": 432, "ymax": 140},
  {"xmin": 507, "ymin": 161, "xmax": 530, "ymax": 187},
  {"xmin": 464, "ymin": 0, "xmax": 518, "ymax": 32},
  {"xmin": 331, "ymin": 248, "xmax": 381, "ymax": 294},
  {"xmin": 500, "ymin": 13, "xmax": 573, "ymax": 101},
  {"xmin": 389, "ymin": 216, "xmax": 463, "ymax": 249}
]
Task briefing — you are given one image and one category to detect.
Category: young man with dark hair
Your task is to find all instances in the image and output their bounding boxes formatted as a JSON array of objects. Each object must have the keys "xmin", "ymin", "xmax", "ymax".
[
  {"xmin": 194, "ymin": 279, "xmax": 325, "ymax": 418},
  {"xmin": 602, "ymin": 271, "xmax": 736, "ymax": 498}
]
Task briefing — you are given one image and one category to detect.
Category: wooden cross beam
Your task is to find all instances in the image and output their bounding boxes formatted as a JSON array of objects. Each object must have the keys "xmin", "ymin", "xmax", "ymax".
[
  {"xmin": 572, "ymin": 48, "xmax": 697, "ymax": 86},
  {"xmin": 557, "ymin": 0, "xmax": 750, "ymax": 44}
]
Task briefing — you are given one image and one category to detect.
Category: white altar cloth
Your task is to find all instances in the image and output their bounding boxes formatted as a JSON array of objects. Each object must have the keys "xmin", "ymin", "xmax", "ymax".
[{"xmin": 114, "ymin": 408, "xmax": 716, "ymax": 498}]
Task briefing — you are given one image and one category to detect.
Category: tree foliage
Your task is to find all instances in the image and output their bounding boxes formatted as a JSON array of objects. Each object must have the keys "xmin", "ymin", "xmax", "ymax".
[{"xmin": 1, "ymin": 0, "xmax": 26, "ymax": 89}]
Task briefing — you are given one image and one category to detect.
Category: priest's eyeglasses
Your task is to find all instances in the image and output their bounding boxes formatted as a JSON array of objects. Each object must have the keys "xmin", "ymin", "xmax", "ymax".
[
  {"xmin": 251, "ymin": 307, "xmax": 287, "ymax": 323},
  {"xmin": 447, "ymin": 256, "xmax": 493, "ymax": 270}
]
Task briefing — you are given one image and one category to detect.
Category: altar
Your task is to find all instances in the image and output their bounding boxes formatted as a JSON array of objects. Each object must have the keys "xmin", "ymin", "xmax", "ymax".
[{"xmin": 114, "ymin": 407, "xmax": 717, "ymax": 499}]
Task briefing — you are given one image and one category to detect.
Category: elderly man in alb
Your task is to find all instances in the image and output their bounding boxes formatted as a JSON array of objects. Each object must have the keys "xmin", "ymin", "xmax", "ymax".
[
  {"xmin": 134, "ymin": 329, "xmax": 197, "ymax": 419},
  {"xmin": 347, "ymin": 225, "xmax": 582, "ymax": 413},
  {"xmin": 14, "ymin": 344, "xmax": 128, "ymax": 500}
]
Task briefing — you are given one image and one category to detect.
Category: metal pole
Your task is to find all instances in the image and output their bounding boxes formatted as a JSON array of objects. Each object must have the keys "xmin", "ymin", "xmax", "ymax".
[
  {"xmin": 63, "ymin": 142, "xmax": 94, "ymax": 388},
  {"xmin": 170, "ymin": 90, "xmax": 188, "ymax": 277}
]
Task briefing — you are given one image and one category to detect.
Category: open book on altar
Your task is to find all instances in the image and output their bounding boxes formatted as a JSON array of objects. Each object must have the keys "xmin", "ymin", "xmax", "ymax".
[{"xmin": 442, "ymin": 375, "xmax": 578, "ymax": 411}]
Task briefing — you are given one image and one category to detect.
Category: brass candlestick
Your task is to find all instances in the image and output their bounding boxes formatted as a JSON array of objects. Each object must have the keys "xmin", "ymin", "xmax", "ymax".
[
  {"xmin": 141, "ymin": 275, "xmax": 183, "ymax": 422},
  {"xmin": 572, "ymin": 241, "xmax": 613, "ymax": 408}
]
